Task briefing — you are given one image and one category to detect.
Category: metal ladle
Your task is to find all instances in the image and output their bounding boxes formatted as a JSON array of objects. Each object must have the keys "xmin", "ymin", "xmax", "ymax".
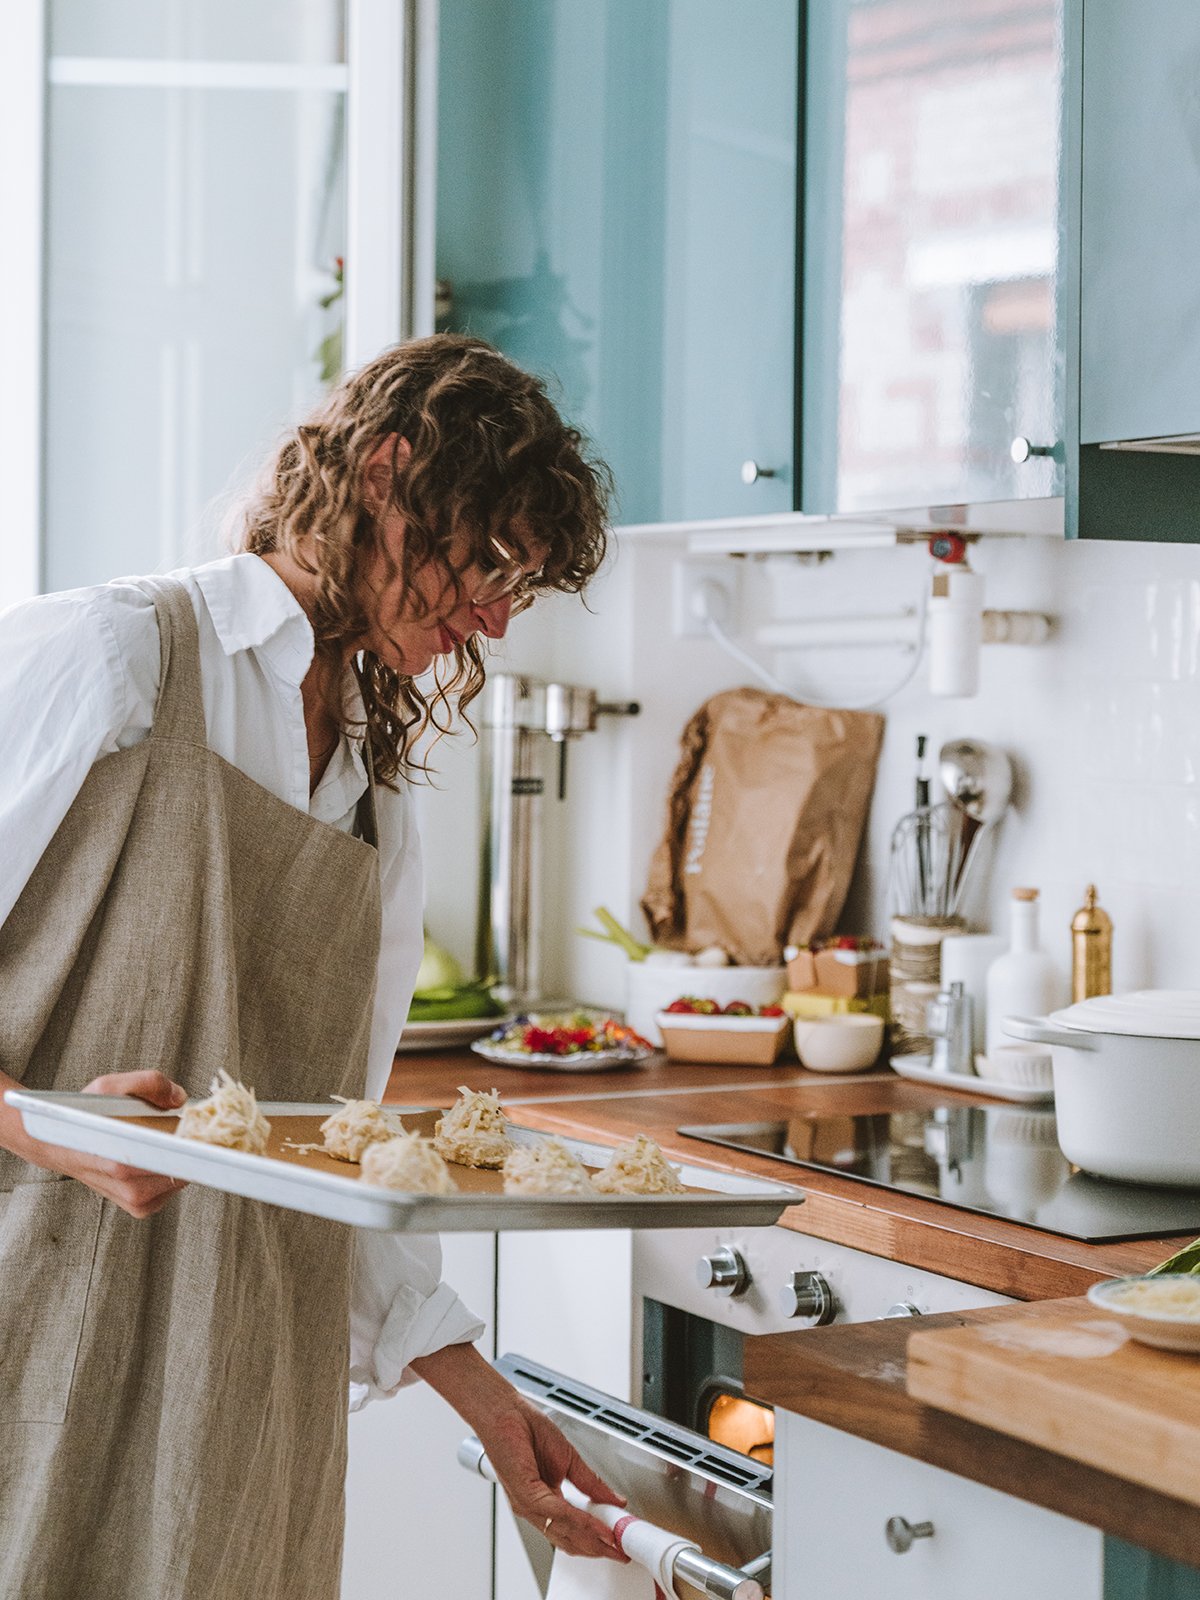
[{"xmin": 938, "ymin": 739, "xmax": 1014, "ymax": 912}]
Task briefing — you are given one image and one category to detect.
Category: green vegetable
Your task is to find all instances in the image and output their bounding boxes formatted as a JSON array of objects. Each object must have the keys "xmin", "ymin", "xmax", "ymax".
[
  {"xmin": 408, "ymin": 987, "xmax": 503, "ymax": 1022},
  {"xmin": 1149, "ymin": 1237, "xmax": 1200, "ymax": 1276},
  {"xmin": 414, "ymin": 933, "xmax": 465, "ymax": 996}
]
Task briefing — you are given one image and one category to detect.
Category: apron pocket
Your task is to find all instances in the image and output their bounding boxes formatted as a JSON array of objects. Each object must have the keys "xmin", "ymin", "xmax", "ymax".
[{"xmin": 0, "ymin": 1180, "xmax": 103, "ymax": 1425}]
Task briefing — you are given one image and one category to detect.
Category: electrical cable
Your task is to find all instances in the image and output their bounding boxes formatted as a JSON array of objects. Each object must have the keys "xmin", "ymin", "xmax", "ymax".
[{"xmin": 697, "ymin": 578, "xmax": 930, "ymax": 711}]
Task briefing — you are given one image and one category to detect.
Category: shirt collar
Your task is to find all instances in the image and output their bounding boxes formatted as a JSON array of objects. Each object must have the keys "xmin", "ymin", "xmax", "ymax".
[{"xmin": 191, "ymin": 552, "xmax": 316, "ymax": 686}]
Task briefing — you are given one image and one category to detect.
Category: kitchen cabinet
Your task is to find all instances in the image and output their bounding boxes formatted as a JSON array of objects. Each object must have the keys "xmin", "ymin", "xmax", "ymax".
[
  {"xmin": 342, "ymin": 1233, "xmax": 497, "ymax": 1600},
  {"xmin": 435, "ymin": 0, "xmax": 798, "ymax": 528},
  {"xmin": 775, "ymin": 1412, "xmax": 1103, "ymax": 1600},
  {"xmin": 800, "ymin": 0, "xmax": 1066, "ymax": 516},
  {"xmin": 1071, "ymin": 0, "xmax": 1200, "ymax": 542},
  {"xmin": 492, "ymin": 1230, "xmax": 635, "ymax": 1600}
]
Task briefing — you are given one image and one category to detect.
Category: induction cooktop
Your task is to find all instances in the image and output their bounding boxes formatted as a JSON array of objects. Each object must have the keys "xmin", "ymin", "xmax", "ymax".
[{"xmin": 677, "ymin": 1103, "xmax": 1200, "ymax": 1244}]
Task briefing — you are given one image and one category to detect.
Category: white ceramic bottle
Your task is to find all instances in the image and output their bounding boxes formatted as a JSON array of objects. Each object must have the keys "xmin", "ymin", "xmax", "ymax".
[{"xmin": 984, "ymin": 888, "xmax": 1067, "ymax": 1057}]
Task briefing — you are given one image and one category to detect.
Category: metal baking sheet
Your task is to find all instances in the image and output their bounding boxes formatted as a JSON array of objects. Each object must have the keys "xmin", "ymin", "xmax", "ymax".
[{"xmin": 4, "ymin": 1091, "xmax": 803, "ymax": 1234}]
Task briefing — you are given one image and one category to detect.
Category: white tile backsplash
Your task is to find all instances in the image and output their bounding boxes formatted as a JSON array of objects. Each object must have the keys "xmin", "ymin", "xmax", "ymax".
[{"xmin": 417, "ymin": 529, "xmax": 1200, "ymax": 1010}]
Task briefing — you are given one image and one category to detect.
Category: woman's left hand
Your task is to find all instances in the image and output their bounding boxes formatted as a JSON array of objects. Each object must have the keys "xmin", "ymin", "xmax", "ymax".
[{"xmin": 410, "ymin": 1340, "xmax": 629, "ymax": 1562}]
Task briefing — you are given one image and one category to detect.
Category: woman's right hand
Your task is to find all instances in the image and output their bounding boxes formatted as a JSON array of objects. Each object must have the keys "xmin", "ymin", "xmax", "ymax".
[{"xmin": 0, "ymin": 1068, "xmax": 189, "ymax": 1219}]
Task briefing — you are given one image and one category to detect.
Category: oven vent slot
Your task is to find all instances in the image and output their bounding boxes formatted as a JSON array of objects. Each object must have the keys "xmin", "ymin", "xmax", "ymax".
[{"xmin": 497, "ymin": 1354, "xmax": 773, "ymax": 1506}]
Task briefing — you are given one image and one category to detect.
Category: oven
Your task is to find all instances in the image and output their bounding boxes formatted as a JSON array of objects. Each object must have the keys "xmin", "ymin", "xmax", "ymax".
[{"xmin": 460, "ymin": 1223, "xmax": 1012, "ymax": 1600}]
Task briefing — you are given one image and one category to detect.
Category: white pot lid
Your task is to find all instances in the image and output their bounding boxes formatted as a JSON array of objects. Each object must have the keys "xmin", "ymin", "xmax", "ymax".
[{"xmin": 1052, "ymin": 990, "xmax": 1200, "ymax": 1039}]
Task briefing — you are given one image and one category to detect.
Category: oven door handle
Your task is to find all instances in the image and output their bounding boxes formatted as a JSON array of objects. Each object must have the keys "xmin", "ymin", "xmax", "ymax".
[{"xmin": 457, "ymin": 1436, "xmax": 766, "ymax": 1600}]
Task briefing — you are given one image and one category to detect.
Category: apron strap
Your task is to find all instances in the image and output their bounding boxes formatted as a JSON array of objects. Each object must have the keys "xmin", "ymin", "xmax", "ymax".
[
  {"xmin": 354, "ymin": 733, "xmax": 379, "ymax": 850},
  {"xmin": 137, "ymin": 579, "xmax": 208, "ymax": 745}
]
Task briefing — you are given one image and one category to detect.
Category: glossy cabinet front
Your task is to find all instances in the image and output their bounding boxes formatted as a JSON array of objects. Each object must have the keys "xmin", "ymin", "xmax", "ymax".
[
  {"xmin": 436, "ymin": 0, "xmax": 798, "ymax": 527},
  {"xmin": 801, "ymin": 0, "xmax": 1065, "ymax": 515}
]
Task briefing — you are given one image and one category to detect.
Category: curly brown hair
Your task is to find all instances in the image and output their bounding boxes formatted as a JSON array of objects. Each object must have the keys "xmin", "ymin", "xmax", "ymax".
[{"xmin": 239, "ymin": 334, "xmax": 612, "ymax": 783}]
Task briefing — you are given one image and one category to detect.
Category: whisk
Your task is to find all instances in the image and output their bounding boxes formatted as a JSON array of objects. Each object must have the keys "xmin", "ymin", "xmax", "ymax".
[{"xmin": 889, "ymin": 802, "xmax": 972, "ymax": 918}]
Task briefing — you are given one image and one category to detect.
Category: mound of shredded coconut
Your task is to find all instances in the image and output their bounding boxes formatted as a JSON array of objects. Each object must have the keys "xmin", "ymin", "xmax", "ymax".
[
  {"xmin": 434, "ymin": 1086, "xmax": 513, "ymax": 1170},
  {"xmin": 592, "ymin": 1134, "xmax": 686, "ymax": 1196},
  {"xmin": 502, "ymin": 1138, "xmax": 595, "ymax": 1196},
  {"xmin": 176, "ymin": 1070, "xmax": 271, "ymax": 1155},
  {"xmin": 359, "ymin": 1134, "xmax": 458, "ymax": 1194},
  {"xmin": 318, "ymin": 1098, "xmax": 406, "ymax": 1163}
]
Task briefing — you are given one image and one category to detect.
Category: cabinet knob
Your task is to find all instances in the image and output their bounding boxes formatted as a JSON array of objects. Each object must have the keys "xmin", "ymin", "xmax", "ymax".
[
  {"xmin": 696, "ymin": 1245, "xmax": 749, "ymax": 1298},
  {"xmin": 885, "ymin": 1516, "xmax": 935, "ymax": 1554},
  {"xmin": 740, "ymin": 459, "xmax": 778, "ymax": 484},
  {"xmin": 884, "ymin": 1301, "xmax": 923, "ymax": 1319},
  {"xmin": 1010, "ymin": 436, "xmax": 1055, "ymax": 463},
  {"xmin": 778, "ymin": 1270, "xmax": 835, "ymax": 1325}
]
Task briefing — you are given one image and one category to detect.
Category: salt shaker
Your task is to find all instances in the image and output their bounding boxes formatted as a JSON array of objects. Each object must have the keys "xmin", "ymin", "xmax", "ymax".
[{"xmin": 926, "ymin": 981, "xmax": 975, "ymax": 1076}]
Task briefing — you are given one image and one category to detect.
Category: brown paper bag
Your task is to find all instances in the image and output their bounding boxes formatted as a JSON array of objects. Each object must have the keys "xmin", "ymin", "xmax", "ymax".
[{"xmin": 641, "ymin": 688, "xmax": 884, "ymax": 966}]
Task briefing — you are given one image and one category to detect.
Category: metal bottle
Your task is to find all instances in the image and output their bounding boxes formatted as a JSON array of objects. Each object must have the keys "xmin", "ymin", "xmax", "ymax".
[{"xmin": 1071, "ymin": 884, "xmax": 1113, "ymax": 1003}]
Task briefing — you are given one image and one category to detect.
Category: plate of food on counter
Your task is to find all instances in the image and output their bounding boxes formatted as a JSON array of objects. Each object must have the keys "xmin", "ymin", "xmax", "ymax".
[
  {"xmin": 470, "ymin": 1011, "xmax": 654, "ymax": 1071},
  {"xmin": 2, "ymin": 1079, "xmax": 799, "ymax": 1232}
]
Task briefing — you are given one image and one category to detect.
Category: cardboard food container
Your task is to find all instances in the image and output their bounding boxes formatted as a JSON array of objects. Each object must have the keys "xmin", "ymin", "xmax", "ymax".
[
  {"xmin": 656, "ymin": 1011, "xmax": 791, "ymax": 1066},
  {"xmin": 785, "ymin": 945, "xmax": 888, "ymax": 999}
]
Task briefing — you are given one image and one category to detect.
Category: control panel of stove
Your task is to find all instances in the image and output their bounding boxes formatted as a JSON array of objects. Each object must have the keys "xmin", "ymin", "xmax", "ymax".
[{"xmin": 636, "ymin": 1226, "xmax": 1012, "ymax": 1338}]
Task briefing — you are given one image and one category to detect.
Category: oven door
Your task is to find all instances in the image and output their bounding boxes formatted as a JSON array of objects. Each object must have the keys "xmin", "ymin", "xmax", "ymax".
[{"xmin": 460, "ymin": 1353, "xmax": 772, "ymax": 1600}]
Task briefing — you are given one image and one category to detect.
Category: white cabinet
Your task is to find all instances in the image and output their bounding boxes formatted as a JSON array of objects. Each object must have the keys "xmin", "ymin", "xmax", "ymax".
[
  {"xmin": 342, "ymin": 1233, "xmax": 497, "ymax": 1600},
  {"xmin": 775, "ymin": 1412, "xmax": 1103, "ymax": 1600},
  {"xmin": 493, "ymin": 1230, "xmax": 635, "ymax": 1600}
]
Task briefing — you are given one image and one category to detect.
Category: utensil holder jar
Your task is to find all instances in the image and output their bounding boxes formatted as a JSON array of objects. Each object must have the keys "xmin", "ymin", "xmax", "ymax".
[{"xmin": 890, "ymin": 916, "xmax": 965, "ymax": 1056}]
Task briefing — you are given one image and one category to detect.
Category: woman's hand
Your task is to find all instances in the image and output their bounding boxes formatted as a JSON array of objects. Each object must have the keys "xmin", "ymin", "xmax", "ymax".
[
  {"xmin": 0, "ymin": 1067, "xmax": 189, "ymax": 1218},
  {"xmin": 411, "ymin": 1341, "xmax": 629, "ymax": 1562}
]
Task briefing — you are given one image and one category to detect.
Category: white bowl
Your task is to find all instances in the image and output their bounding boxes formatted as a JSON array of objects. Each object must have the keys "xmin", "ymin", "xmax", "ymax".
[
  {"xmin": 625, "ymin": 964, "xmax": 786, "ymax": 1047},
  {"xmin": 793, "ymin": 1013, "xmax": 885, "ymax": 1074},
  {"xmin": 1087, "ymin": 1275, "xmax": 1200, "ymax": 1352}
]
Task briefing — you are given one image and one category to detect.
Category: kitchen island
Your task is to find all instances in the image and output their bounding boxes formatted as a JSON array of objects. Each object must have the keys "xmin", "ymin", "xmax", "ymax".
[{"xmin": 374, "ymin": 1048, "xmax": 1199, "ymax": 1600}]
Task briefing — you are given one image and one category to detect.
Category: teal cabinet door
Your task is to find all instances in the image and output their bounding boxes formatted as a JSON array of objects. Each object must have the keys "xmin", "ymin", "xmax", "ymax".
[
  {"xmin": 1080, "ymin": 0, "xmax": 1200, "ymax": 446},
  {"xmin": 1106, "ymin": 1539, "xmax": 1200, "ymax": 1600},
  {"xmin": 436, "ymin": 0, "xmax": 797, "ymax": 527},
  {"xmin": 801, "ymin": 0, "xmax": 1066, "ymax": 514}
]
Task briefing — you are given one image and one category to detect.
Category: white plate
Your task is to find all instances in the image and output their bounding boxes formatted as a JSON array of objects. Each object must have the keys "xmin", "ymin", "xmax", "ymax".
[
  {"xmin": 470, "ymin": 1039, "xmax": 649, "ymax": 1072},
  {"xmin": 396, "ymin": 1017, "xmax": 507, "ymax": 1053},
  {"xmin": 890, "ymin": 1054, "xmax": 1055, "ymax": 1105},
  {"xmin": 1087, "ymin": 1276, "xmax": 1200, "ymax": 1352},
  {"xmin": 4, "ymin": 1091, "xmax": 802, "ymax": 1234}
]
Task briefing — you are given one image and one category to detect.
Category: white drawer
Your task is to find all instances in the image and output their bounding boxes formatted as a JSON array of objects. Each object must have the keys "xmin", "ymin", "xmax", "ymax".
[{"xmin": 774, "ymin": 1413, "xmax": 1103, "ymax": 1600}]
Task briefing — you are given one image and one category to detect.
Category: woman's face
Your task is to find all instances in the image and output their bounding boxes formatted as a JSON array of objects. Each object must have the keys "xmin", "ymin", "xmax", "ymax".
[{"xmin": 356, "ymin": 514, "xmax": 547, "ymax": 677}]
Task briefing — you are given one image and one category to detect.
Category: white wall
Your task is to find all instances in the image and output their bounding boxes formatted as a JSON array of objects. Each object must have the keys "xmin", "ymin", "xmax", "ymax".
[{"xmin": 419, "ymin": 528, "xmax": 1200, "ymax": 1007}]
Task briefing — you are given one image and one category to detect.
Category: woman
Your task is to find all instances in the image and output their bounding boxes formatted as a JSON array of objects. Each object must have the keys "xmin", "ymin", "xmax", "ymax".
[{"xmin": 0, "ymin": 334, "xmax": 627, "ymax": 1597}]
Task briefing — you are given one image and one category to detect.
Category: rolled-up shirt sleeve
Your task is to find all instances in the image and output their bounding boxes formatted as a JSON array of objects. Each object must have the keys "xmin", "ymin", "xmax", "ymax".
[{"xmin": 350, "ymin": 780, "xmax": 485, "ymax": 1409}]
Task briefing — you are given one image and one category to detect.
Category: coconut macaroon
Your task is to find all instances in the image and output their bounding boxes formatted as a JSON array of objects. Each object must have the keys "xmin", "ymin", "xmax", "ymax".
[
  {"xmin": 502, "ymin": 1138, "xmax": 595, "ymax": 1196},
  {"xmin": 359, "ymin": 1134, "xmax": 458, "ymax": 1194},
  {"xmin": 433, "ymin": 1085, "xmax": 513, "ymax": 1170},
  {"xmin": 317, "ymin": 1098, "xmax": 406, "ymax": 1163},
  {"xmin": 592, "ymin": 1134, "xmax": 686, "ymax": 1195},
  {"xmin": 176, "ymin": 1069, "xmax": 271, "ymax": 1155}
]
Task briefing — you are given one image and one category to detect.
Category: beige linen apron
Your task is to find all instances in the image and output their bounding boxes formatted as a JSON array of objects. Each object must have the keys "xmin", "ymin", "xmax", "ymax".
[{"xmin": 0, "ymin": 580, "xmax": 383, "ymax": 1599}]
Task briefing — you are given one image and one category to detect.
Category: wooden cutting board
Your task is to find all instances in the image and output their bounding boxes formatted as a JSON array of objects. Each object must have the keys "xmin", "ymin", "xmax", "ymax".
[{"xmin": 906, "ymin": 1297, "xmax": 1200, "ymax": 1509}]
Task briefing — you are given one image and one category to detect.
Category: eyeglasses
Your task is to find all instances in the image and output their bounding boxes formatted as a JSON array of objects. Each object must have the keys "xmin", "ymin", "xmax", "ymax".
[{"xmin": 470, "ymin": 534, "xmax": 543, "ymax": 615}]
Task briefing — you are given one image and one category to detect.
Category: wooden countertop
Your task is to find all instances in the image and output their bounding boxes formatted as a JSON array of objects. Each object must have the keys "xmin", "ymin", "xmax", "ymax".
[
  {"xmin": 742, "ymin": 1302, "xmax": 1200, "ymax": 1568},
  {"xmin": 385, "ymin": 1049, "xmax": 1189, "ymax": 1301}
]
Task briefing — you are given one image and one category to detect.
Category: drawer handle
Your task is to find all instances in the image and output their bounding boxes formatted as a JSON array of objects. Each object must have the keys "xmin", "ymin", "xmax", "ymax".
[{"xmin": 885, "ymin": 1516, "xmax": 934, "ymax": 1554}]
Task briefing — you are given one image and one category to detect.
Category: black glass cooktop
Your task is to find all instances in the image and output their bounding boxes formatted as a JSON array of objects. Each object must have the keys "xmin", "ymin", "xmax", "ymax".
[{"xmin": 677, "ymin": 1105, "xmax": 1200, "ymax": 1244}]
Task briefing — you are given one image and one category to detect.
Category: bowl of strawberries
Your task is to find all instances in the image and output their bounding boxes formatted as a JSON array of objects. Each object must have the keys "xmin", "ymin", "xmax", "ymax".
[{"xmin": 655, "ymin": 997, "xmax": 791, "ymax": 1066}]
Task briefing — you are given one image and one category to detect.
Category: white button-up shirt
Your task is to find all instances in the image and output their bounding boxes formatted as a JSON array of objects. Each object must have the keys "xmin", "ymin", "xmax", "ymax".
[{"xmin": 0, "ymin": 552, "xmax": 484, "ymax": 1404}]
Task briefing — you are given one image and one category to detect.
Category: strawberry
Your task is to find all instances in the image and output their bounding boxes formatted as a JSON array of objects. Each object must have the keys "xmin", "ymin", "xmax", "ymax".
[
  {"xmin": 758, "ymin": 1004, "xmax": 785, "ymax": 1018},
  {"xmin": 722, "ymin": 1001, "xmax": 754, "ymax": 1016}
]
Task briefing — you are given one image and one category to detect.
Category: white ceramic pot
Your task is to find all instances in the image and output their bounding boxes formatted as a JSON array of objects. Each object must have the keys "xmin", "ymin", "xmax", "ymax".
[
  {"xmin": 1005, "ymin": 990, "xmax": 1200, "ymax": 1186},
  {"xmin": 625, "ymin": 964, "xmax": 786, "ymax": 1047}
]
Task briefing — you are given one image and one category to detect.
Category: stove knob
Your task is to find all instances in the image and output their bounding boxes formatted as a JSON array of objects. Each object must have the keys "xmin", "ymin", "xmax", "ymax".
[
  {"xmin": 885, "ymin": 1302, "xmax": 923, "ymax": 1319},
  {"xmin": 779, "ymin": 1271, "xmax": 835, "ymax": 1326},
  {"xmin": 696, "ymin": 1246, "xmax": 749, "ymax": 1298}
]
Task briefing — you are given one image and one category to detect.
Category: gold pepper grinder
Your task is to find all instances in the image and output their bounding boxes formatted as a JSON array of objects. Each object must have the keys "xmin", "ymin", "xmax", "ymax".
[{"xmin": 1071, "ymin": 885, "xmax": 1113, "ymax": 1002}]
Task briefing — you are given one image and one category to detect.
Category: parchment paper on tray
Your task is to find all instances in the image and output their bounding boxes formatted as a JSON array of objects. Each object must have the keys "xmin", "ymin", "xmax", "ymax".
[
  {"xmin": 3, "ymin": 1092, "xmax": 802, "ymax": 1234},
  {"xmin": 642, "ymin": 687, "xmax": 884, "ymax": 966}
]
